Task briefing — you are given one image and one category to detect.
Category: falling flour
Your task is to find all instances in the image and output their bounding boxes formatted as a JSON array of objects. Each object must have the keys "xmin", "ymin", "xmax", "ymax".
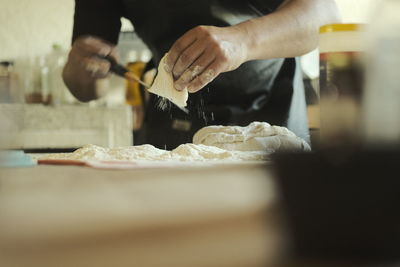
[
  {"xmin": 148, "ymin": 53, "xmax": 188, "ymax": 109},
  {"xmin": 37, "ymin": 122, "xmax": 310, "ymax": 163}
]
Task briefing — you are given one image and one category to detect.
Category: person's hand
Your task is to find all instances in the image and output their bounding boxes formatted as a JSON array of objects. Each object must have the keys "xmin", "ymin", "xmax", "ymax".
[
  {"xmin": 63, "ymin": 36, "xmax": 118, "ymax": 102},
  {"xmin": 67, "ymin": 36, "xmax": 117, "ymax": 79},
  {"xmin": 165, "ymin": 25, "xmax": 250, "ymax": 93}
]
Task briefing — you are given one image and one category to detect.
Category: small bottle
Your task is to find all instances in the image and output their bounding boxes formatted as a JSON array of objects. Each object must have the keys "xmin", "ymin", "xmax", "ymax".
[
  {"xmin": 0, "ymin": 61, "xmax": 22, "ymax": 103},
  {"xmin": 0, "ymin": 61, "xmax": 12, "ymax": 103},
  {"xmin": 125, "ymin": 50, "xmax": 147, "ymax": 131},
  {"xmin": 48, "ymin": 44, "xmax": 74, "ymax": 105},
  {"xmin": 38, "ymin": 56, "xmax": 50, "ymax": 105}
]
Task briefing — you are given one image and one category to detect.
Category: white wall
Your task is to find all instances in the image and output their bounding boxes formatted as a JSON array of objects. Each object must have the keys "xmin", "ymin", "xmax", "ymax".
[
  {"xmin": 0, "ymin": 0, "xmax": 74, "ymax": 61},
  {"xmin": 335, "ymin": 0, "xmax": 377, "ymax": 23},
  {"xmin": 0, "ymin": 0, "xmax": 134, "ymax": 62}
]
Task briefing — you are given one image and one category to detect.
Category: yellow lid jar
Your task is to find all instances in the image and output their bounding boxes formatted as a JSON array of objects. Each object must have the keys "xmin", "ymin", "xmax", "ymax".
[
  {"xmin": 319, "ymin": 24, "xmax": 365, "ymax": 53},
  {"xmin": 318, "ymin": 24, "xmax": 366, "ymax": 149}
]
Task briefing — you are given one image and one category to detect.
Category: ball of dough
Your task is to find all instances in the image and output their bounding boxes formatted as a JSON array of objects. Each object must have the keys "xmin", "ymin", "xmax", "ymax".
[{"xmin": 193, "ymin": 122, "xmax": 311, "ymax": 153}]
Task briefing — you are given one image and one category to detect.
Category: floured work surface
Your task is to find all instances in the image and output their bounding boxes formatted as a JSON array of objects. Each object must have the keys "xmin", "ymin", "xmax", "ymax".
[
  {"xmin": 0, "ymin": 163, "xmax": 282, "ymax": 267},
  {"xmin": 34, "ymin": 143, "xmax": 270, "ymax": 168},
  {"xmin": 35, "ymin": 122, "xmax": 310, "ymax": 169}
]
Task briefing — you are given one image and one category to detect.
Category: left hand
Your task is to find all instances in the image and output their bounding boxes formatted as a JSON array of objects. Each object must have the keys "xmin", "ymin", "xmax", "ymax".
[{"xmin": 165, "ymin": 25, "xmax": 250, "ymax": 93}]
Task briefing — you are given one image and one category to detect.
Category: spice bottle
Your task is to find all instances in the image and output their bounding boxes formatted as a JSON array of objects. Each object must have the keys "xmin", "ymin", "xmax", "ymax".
[{"xmin": 125, "ymin": 50, "xmax": 148, "ymax": 131}]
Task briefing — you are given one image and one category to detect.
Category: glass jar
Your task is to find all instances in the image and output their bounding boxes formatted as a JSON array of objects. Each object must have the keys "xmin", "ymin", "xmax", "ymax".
[{"xmin": 319, "ymin": 24, "xmax": 366, "ymax": 148}]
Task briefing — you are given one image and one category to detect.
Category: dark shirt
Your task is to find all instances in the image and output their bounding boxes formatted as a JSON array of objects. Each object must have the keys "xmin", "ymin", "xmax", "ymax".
[{"xmin": 72, "ymin": 0, "xmax": 309, "ymax": 149}]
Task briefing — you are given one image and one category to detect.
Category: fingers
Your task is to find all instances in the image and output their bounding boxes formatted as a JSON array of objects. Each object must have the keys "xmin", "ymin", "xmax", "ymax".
[
  {"xmin": 186, "ymin": 61, "xmax": 222, "ymax": 93},
  {"xmin": 165, "ymin": 31, "xmax": 197, "ymax": 74},
  {"xmin": 165, "ymin": 26, "xmax": 231, "ymax": 93},
  {"xmin": 174, "ymin": 50, "xmax": 215, "ymax": 91},
  {"xmin": 70, "ymin": 36, "xmax": 116, "ymax": 78},
  {"xmin": 171, "ymin": 40, "xmax": 207, "ymax": 80},
  {"xmin": 165, "ymin": 25, "xmax": 248, "ymax": 93},
  {"xmin": 74, "ymin": 36, "xmax": 113, "ymax": 57},
  {"xmin": 82, "ymin": 57, "xmax": 111, "ymax": 78}
]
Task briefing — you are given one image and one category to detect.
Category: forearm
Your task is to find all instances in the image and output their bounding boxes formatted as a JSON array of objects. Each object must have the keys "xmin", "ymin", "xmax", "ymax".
[
  {"xmin": 164, "ymin": 0, "xmax": 341, "ymax": 93},
  {"xmin": 238, "ymin": 0, "xmax": 342, "ymax": 61}
]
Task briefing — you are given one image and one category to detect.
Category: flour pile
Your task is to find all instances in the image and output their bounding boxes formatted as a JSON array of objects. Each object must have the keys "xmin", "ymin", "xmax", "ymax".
[
  {"xmin": 38, "ymin": 122, "xmax": 310, "ymax": 163},
  {"xmin": 39, "ymin": 144, "xmax": 268, "ymax": 162}
]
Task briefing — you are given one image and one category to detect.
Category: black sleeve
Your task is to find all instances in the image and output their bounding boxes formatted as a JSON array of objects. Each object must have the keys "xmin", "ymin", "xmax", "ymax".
[{"xmin": 72, "ymin": 0, "xmax": 123, "ymax": 44}]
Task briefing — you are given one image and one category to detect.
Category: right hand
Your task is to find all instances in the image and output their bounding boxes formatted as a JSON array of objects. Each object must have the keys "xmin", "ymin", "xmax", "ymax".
[{"xmin": 67, "ymin": 36, "xmax": 117, "ymax": 79}]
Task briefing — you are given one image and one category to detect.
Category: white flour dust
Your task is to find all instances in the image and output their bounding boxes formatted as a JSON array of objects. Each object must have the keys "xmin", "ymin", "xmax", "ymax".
[
  {"xmin": 38, "ymin": 143, "xmax": 268, "ymax": 163},
  {"xmin": 37, "ymin": 122, "xmax": 310, "ymax": 163}
]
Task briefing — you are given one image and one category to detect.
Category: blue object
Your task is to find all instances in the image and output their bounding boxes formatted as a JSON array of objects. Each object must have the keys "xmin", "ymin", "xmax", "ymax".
[{"xmin": 0, "ymin": 150, "xmax": 36, "ymax": 168}]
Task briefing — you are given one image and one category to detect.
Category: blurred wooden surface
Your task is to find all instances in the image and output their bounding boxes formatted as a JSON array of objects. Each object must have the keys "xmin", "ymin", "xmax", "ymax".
[{"xmin": 0, "ymin": 163, "xmax": 283, "ymax": 267}]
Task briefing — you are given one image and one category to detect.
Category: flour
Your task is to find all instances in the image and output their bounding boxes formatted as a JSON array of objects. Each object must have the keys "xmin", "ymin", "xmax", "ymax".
[
  {"xmin": 38, "ymin": 143, "xmax": 268, "ymax": 162},
  {"xmin": 37, "ymin": 122, "xmax": 309, "ymax": 163},
  {"xmin": 39, "ymin": 144, "xmax": 170, "ymax": 162},
  {"xmin": 148, "ymin": 54, "xmax": 188, "ymax": 108},
  {"xmin": 171, "ymin": 144, "xmax": 267, "ymax": 161},
  {"xmin": 193, "ymin": 122, "xmax": 311, "ymax": 153}
]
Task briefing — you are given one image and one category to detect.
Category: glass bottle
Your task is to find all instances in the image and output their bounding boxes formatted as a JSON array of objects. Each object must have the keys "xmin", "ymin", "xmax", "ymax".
[
  {"xmin": 0, "ymin": 61, "xmax": 12, "ymax": 103},
  {"xmin": 48, "ymin": 44, "xmax": 75, "ymax": 105},
  {"xmin": 0, "ymin": 61, "xmax": 22, "ymax": 104}
]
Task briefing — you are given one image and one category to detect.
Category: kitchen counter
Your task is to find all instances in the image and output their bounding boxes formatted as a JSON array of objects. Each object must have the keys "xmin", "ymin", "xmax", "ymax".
[{"xmin": 0, "ymin": 162, "xmax": 283, "ymax": 267}]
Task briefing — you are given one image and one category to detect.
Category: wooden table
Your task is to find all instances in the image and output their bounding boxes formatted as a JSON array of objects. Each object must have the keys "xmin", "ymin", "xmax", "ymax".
[{"xmin": 0, "ymin": 163, "xmax": 283, "ymax": 267}]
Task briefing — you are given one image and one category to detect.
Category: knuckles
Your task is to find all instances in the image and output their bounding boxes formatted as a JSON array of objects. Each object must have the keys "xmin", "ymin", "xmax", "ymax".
[
  {"xmin": 193, "ymin": 25, "xmax": 210, "ymax": 35},
  {"xmin": 178, "ymin": 51, "xmax": 192, "ymax": 66},
  {"xmin": 194, "ymin": 25, "xmax": 218, "ymax": 42},
  {"xmin": 73, "ymin": 36, "xmax": 112, "ymax": 56}
]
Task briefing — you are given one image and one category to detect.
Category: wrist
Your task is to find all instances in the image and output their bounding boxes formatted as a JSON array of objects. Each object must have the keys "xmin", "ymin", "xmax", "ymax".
[{"xmin": 234, "ymin": 20, "xmax": 258, "ymax": 61}]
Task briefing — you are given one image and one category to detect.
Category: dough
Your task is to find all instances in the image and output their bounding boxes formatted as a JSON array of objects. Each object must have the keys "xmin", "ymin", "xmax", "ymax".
[
  {"xmin": 148, "ymin": 54, "xmax": 188, "ymax": 108},
  {"xmin": 37, "ymin": 143, "xmax": 268, "ymax": 162},
  {"xmin": 193, "ymin": 121, "xmax": 311, "ymax": 153},
  {"xmin": 171, "ymin": 144, "xmax": 267, "ymax": 161},
  {"xmin": 37, "ymin": 122, "xmax": 309, "ymax": 164}
]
